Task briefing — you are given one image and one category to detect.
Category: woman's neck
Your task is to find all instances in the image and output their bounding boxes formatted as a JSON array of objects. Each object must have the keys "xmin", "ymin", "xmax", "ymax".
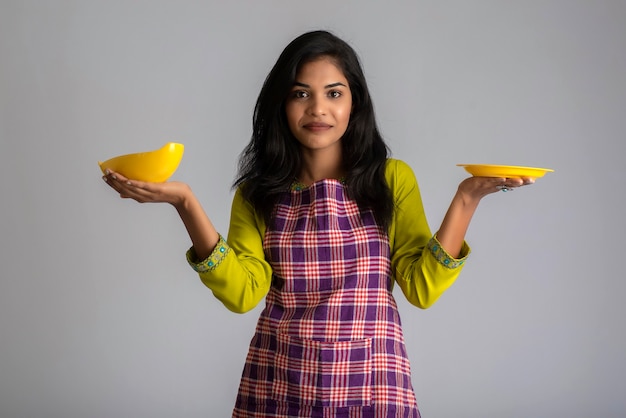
[{"xmin": 298, "ymin": 148, "xmax": 344, "ymax": 185}]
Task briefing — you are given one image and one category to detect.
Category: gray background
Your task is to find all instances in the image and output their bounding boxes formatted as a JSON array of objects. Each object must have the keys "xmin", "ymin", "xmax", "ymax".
[{"xmin": 1, "ymin": 1, "xmax": 625, "ymax": 417}]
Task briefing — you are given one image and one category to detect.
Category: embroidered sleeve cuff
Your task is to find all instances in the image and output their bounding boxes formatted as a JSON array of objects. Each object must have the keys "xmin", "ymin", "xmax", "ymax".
[
  {"xmin": 427, "ymin": 236, "xmax": 470, "ymax": 269},
  {"xmin": 186, "ymin": 235, "xmax": 232, "ymax": 273}
]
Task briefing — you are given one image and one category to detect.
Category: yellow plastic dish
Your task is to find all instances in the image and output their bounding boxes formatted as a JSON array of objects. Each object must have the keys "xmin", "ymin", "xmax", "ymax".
[
  {"xmin": 457, "ymin": 164, "xmax": 554, "ymax": 179},
  {"xmin": 99, "ymin": 142, "xmax": 184, "ymax": 182}
]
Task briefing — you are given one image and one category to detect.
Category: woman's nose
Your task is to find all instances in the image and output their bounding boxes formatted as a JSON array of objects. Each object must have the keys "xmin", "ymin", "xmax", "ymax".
[{"xmin": 306, "ymin": 96, "xmax": 326, "ymax": 116}]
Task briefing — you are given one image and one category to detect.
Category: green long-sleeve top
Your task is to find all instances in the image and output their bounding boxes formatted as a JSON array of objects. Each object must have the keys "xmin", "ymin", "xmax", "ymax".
[{"xmin": 187, "ymin": 159, "xmax": 470, "ymax": 313}]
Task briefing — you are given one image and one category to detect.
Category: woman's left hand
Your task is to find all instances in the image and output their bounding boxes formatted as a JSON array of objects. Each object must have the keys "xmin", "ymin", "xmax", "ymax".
[
  {"xmin": 436, "ymin": 176, "xmax": 535, "ymax": 257},
  {"xmin": 457, "ymin": 176, "xmax": 535, "ymax": 204}
]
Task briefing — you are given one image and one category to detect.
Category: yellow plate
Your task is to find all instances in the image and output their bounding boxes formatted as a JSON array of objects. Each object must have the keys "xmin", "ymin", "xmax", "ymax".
[
  {"xmin": 99, "ymin": 142, "xmax": 184, "ymax": 182},
  {"xmin": 457, "ymin": 164, "xmax": 554, "ymax": 179}
]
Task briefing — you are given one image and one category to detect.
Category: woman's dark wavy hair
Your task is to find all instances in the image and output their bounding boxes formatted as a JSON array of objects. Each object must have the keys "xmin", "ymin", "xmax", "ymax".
[{"xmin": 234, "ymin": 30, "xmax": 394, "ymax": 230}]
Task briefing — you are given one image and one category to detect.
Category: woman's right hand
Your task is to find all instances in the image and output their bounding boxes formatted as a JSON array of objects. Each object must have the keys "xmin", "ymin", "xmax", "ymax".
[
  {"xmin": 102, "ymin": 169, "xmax": 191, "ymax": 209},
  {"xmin": 103, "ymin": 169, "xmax": 220, "ymax": 258}
]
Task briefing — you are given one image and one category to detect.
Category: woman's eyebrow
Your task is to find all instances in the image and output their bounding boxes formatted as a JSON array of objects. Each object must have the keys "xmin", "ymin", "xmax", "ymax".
[{"xmin": 293, "ymin": 81, "xmax": 348, "ymax": 89}]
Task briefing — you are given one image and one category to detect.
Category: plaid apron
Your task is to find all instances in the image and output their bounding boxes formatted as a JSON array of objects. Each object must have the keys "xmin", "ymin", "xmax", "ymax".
[{"xmin": 233, "ymin": 180, "xmax": 420, "ymax": 418}]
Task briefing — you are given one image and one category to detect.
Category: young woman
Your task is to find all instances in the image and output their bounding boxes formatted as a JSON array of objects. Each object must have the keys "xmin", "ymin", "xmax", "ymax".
[{"xmin": 103, "ymin": 30, "xmax": 532, "ymax": 417}]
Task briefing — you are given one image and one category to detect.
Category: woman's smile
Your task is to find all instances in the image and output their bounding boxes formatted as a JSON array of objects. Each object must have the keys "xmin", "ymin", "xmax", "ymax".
[{"xmin": 303, "ymin": 121, "xmax": 332, "ymax": 132}]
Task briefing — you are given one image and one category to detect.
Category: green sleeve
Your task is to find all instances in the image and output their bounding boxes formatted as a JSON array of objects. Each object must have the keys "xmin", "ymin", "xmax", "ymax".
[
  {"xmin": 386, "ymin": 159, "xmax": 470, "ymax": 309},
  {"xmin": 186, "ymin": 188, "xmax": 272, "ymax": 313}
]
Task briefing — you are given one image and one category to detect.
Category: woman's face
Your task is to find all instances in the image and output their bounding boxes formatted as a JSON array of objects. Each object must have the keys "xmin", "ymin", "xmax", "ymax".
[{"xmin": 285, "ymin": 57, "xmax": 352, "ymax": 154}]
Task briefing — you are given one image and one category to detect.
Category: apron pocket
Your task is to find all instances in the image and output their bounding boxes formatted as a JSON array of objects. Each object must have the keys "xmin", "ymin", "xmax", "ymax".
[{"xmin": 272, "ymin": 334, "xmax": 372, "ymax": 408}]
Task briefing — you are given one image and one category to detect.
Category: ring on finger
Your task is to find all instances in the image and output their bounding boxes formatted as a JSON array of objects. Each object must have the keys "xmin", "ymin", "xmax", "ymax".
[{"xmin": 496, "ymin": 185, "xmax": 513, "ymax": 192}]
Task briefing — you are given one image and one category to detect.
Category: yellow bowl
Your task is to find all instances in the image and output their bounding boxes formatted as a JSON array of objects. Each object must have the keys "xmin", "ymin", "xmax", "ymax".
[{"xmin": 99, "ymin": 142, "xmax": 184, "ymax": 182}]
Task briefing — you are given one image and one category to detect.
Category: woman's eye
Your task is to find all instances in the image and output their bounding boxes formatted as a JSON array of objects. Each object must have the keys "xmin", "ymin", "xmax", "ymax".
[
  {"xmin": 292, "ymin": 90, "xmax": 308, "ymax": 99},
  {"xmin": 329, "ymin": 90, "xmax": 342, "ymax": 99}
]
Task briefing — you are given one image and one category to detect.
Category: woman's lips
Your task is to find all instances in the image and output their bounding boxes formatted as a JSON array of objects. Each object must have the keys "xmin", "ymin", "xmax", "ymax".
[{"xmin": 303, "ymin": 122, "xmax": 332, "ymax": 132}]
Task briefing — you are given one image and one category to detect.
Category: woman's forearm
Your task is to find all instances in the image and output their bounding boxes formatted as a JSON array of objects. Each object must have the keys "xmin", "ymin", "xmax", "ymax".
[
  {"xmin": 435, "ymin": 191, "xmax": 480, "ymax": 258},
  {"xmin": 434, "ymin": 174, "xmax": 531, "ymax": 258},
  {"xmin": 102, "ymin": 169, "xmax": 221, "ymax": 259},
  {"xmin": 174, "ymin": 186, "xmax": 220, "ymax": 260}
]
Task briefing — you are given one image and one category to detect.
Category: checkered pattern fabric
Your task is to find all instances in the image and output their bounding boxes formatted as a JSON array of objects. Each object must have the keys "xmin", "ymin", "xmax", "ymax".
[{"xmin": 233, "ymin": 180, "xmax": 420, "ymax": 417}]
